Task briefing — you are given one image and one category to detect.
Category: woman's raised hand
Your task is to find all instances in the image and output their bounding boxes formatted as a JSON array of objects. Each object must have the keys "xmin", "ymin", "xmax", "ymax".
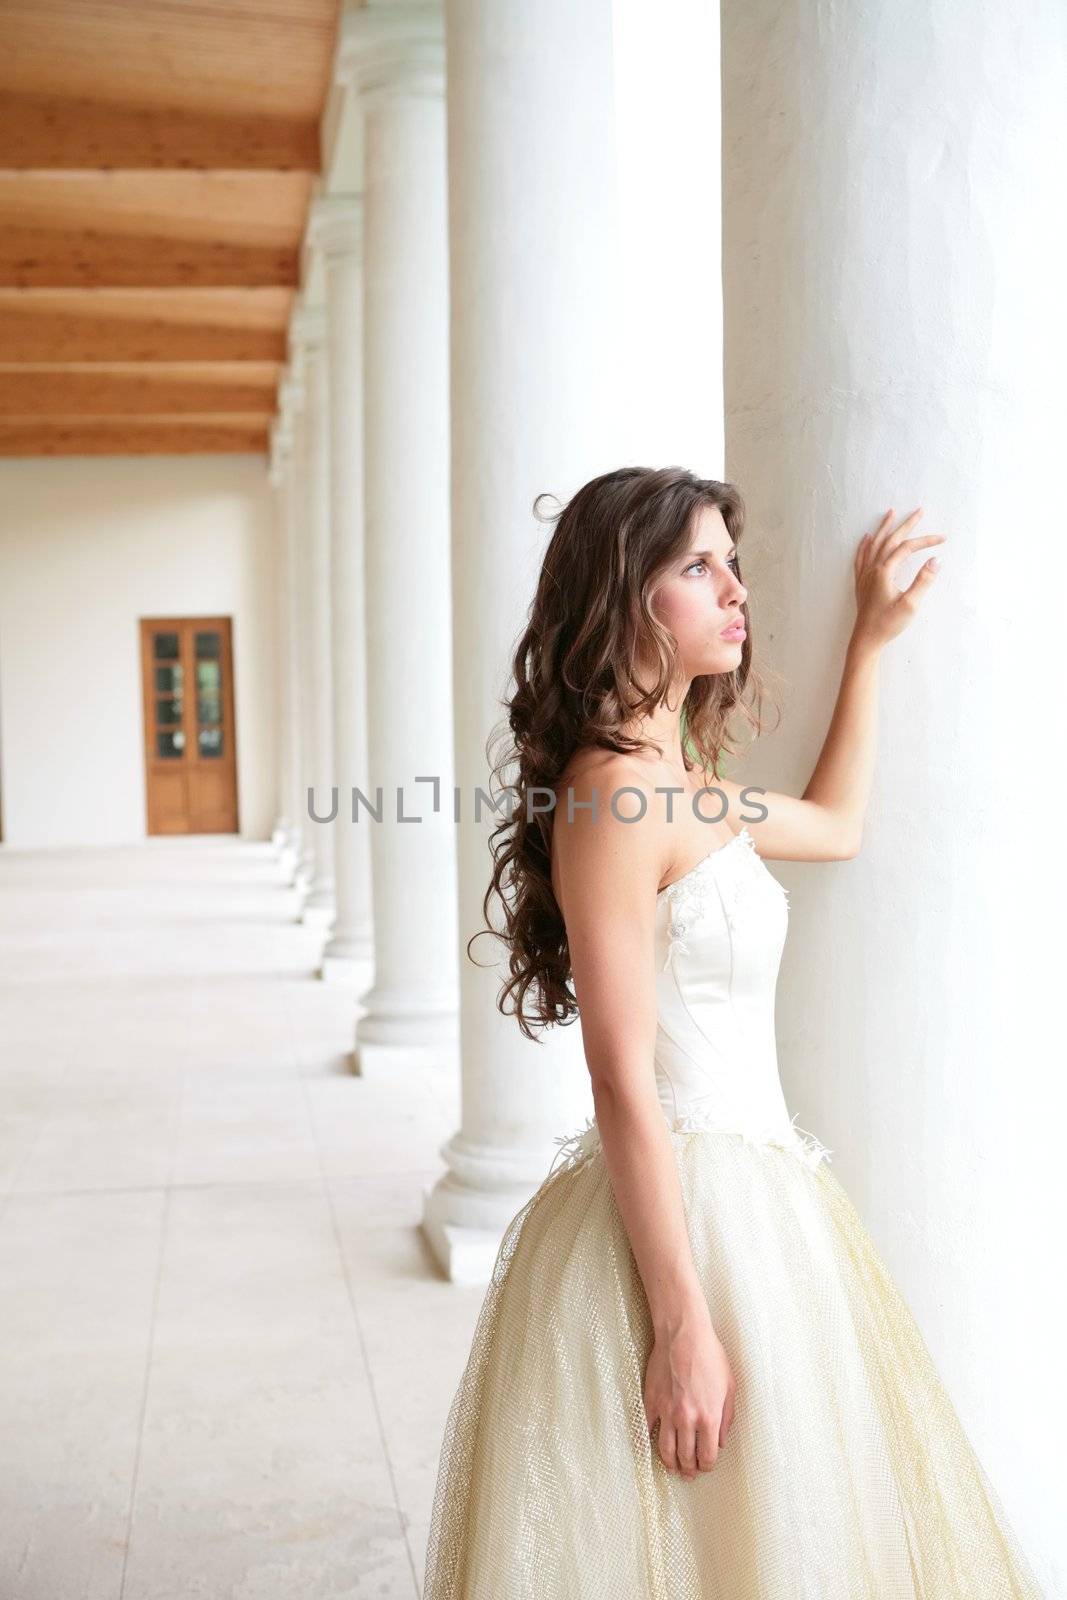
[{"xmin": 852, "ymin": 507, "xmax": 946, "ymax": 649}]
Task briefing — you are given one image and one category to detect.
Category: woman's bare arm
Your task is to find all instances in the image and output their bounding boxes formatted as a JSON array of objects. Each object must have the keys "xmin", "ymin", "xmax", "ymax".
[{"xmin": 552, "ymin": 754, "xmax": 735, "ymax": 1478}]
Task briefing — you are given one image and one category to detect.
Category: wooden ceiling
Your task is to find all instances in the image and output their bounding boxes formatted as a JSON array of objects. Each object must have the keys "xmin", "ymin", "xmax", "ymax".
[{"xmin": 0, "ymin": 0, "xmax": 341, "ymax": 456}]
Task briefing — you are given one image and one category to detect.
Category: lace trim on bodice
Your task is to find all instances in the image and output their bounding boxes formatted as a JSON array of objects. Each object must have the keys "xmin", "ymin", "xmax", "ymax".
[{"xmin": 661, "ymin": 825, "xmax": 789, "ymax": 970}]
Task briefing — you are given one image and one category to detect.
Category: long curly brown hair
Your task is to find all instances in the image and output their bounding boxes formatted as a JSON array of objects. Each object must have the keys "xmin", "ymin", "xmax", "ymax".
[{"xmin": 468, "ymin": 465, "xmax": 774, "ymax": 1041}]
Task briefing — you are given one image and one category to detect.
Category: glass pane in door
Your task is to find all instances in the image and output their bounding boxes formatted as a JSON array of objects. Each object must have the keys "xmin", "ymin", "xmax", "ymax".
[
  {"xmin": 155, "ymin": 664, "xmax": 183, "ymax": 693},
  {"xmin": 157, "ymin": 729, "xmax": 186, "ymax": 759},
  {"xmin": 193, "ymin": 631, "xmax": 224, "ymax": 758},
  {"xmin": 153, "ymin": 632, "xmax": 180, "ymax": 661}
]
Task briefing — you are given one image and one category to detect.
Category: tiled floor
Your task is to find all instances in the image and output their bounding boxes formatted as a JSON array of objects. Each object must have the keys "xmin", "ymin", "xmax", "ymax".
[{"xmin": 0, "ymin": 836, "xmax": 485, "ymax": 1599}]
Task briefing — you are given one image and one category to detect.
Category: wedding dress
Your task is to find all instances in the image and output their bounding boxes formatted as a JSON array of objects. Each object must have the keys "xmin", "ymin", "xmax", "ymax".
[{"xmin": 423, "ymin": 827, "xmax": 1044, "ymax": 1598}]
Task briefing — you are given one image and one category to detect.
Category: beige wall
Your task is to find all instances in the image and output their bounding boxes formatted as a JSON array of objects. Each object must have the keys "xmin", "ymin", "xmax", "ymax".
[{"xmin": 0, "ymin": 454, "xmax": 278, "ymax": 849}]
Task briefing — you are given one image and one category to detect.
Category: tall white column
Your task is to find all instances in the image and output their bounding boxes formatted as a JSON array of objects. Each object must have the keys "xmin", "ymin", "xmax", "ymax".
[
  {"xmin": 722, "ymin": 0, "xmax": 1066, "ymax": 1574},
  {"xmin": 291, "ymin": 308, "xmax": 336, "ymax": 926},
  {"xmin": 268, "ymin": 425, "xmax": 291, "ymax": 855},
  {"xmin": 310, "ymin": 195, "xmax": 375, "ymax": 983},
  {"xmin": 285, "ymin": 361, "xmax": 313, "ymax": 896},
  {"xmin": 271, "ymin": 379, "xmax": 308, "ymax": 886},
  {"xmin": 268, "ymin": 417, "xmax": 297, "ymax": 873},
  {"xmin": 421, "ymin": 0, "xmax": 625, "ymax": 1281},
  {"xmin": 337, "ymin": 4, "xmax": 459, "ymax": 1067}
]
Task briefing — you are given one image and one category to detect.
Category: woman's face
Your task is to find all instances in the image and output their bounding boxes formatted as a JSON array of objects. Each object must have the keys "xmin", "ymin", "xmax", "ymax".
[{"xmin": 651, "ymin": 504, "xmax": 748, "ymax": 679}]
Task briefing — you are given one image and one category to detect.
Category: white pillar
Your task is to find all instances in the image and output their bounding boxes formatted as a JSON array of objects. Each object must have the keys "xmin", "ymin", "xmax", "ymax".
[
  {"xmin": 284, "ymin": 361, "xmax": 313, "ymax": 897},
  {"xmin": 268, "ymin": 426, "xmax": 290, "ymax": 855},
  {"xmin": 271, "ymin": 379, "xmax": 308, "ymax": 887},
  {"xmin": 723, "ymin": 0, "xmax": 1066, "ymax": 1573},
  {"xmin": 338, "ymin": 4, "xmax": 458, "ymax": 1065},
  {"xmin": 612, "ymin": 0, "xmax": 724, "ymax": 470},
  {"xmin": 311, "ymin": 195, "xmax": 375, "ymax": 983},
  {"xmin": 291, "ymin": 308, "xmax": 336, "ymax": 926},
  {"xmin": 421, "ymin": 0, "xmax": 625, "ymax": 1281},
  {"xmin": 268, "ymin": 418, "xmax": 297, "ymax": 873}
]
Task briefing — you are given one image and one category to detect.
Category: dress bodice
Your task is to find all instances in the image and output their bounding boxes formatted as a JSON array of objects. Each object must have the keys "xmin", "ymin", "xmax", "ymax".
[
  {"xmin": 652, "ymin": 826, "xmax": 830, "ymax": 1168},
  {"xmin": 549, "ymin": 826, "xmax": 832, "ymax": 1178}
]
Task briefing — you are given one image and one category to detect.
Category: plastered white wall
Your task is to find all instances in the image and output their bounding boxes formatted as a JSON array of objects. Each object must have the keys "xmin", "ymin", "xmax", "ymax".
[{"xmin": 0, "ymin": 454, "xmax": 279, "ymax": 850}]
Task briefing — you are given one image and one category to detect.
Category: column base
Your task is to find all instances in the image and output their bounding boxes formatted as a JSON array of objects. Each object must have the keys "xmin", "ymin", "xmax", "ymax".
[
  {"xmin": 419, "ymin": 1122, "xmax": 568, "ymax": 1281},
  {"xmin": 319, "ymin": 941, "xmax": 374, "ymax": 985},
  {"xmin": 420, "ymin": 1168, "xmax": 540, "ymax": 1284},
  {"xmin": 322, "ymin": 927, "xmax": 374, "ymax": 963},
  {"xmin": 278, "ymin": 842, "xmax": 302, "ymax": 883},
  {"xmin": 421, "ymin": 1192, "xmax": 507, "ymax": 1285},
  {"xmin": 354, "ymin": 985, "xmax": 457, "ymax": 1047},
  {"xmin": 301, "ymin": 875, "xmax": 335, "ymax": 928},
  {"xmin": 354, "ymin": 990, "xmax": 458, "ymax": 1076}
]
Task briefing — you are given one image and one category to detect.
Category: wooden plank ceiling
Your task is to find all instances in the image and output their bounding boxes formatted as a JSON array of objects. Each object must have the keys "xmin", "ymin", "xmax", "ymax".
[{"xmin": 0, "ymin": 0, "xmax": 341, "ymax": 456}]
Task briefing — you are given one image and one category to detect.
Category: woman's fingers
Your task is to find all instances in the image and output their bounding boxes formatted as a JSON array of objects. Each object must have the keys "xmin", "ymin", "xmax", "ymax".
[
  {"xmin": 900, "ymin": 554, "xmax": 941, "ymax": 596},
  {"xmin": 882, "ymin": 531, "xmax": 947, "ymax": 569},
  {"xmin": 886, "ymin": 507, "xmax": 924, "ymax": 548},
  {"xmin": 719, "ymin": 1387, "xmax": 735, "ymax": 1448},
  {"xmin": 657, "ymin": 1420, "xmax": 678, "ymax": 1474},
  {"xmin": 675, "ymin": 1420, "xmax": 700, "ymax": 1478},
  {"xmin": 656, "ymin": 1414, "xmax": 726, "ymax": 1477},
  {"xmin": 696, "ymin": 1423, "xmax": 719, "ymax": 1473}
]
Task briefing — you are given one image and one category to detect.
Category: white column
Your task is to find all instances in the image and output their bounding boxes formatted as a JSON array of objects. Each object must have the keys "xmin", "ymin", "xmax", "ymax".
[
  {"xmin": 723, "ymin": 0, "xmax": 1066, "ymax": 1570},
  {"xmin": 421, "ymin": 0, "xmax": 624, "ymax": 1281},
  {"xmin": 337, "ymin": 4, "xmax": 459, "ymax": 1067},
  {"xmin": 290, "ymin": 308, "xmax": 336, "ymax": 926},
  {"xmin": 278, "ymin": 378, "xmax": 307, "ymax": 885},
  {"xmin": 268, "ymin": 425, "xmax": 291, "ymax": 855},
  {"xmin": 268, "ymin": 417, "xmax": 298, "ymax": 873},
  {"xmin": 310, "ymin": 195, "xmax": 375, "ymax": 983},
  {"xmin": 612, "ymin": 0, "xmax": 724, "ymax": 470},
  {"xmin": 284, "ymin": 359, "xmax": 313, "ymax": 896}
]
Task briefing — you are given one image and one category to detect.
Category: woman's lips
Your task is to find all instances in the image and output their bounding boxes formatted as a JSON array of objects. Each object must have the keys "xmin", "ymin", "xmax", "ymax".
[{"xmin": 720, "ymin": 621, "xmax": 746, "ymax": 641}]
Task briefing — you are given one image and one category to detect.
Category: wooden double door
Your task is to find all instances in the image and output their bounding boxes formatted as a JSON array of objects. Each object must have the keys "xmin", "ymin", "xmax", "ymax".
[{"xmin": 140, "ymin": 617, "xmax": 239, "ymax": 835}]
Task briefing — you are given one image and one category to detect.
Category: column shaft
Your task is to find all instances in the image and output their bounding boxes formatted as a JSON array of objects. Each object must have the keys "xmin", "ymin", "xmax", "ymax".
[
  {"xmin": 422, "ymin": 0, "xmax": 624, "ymax": 1281},
  {"xmin": 343, "ymin": 7, "xmax": 458, "ymax": 1061},
  {"xmin": 319, "ymin": 200, "xmax": 375, "ymax": 978},
  {"xmin": 723, "ymin": 0, "xmax": 1066, "ymax": 1553}
]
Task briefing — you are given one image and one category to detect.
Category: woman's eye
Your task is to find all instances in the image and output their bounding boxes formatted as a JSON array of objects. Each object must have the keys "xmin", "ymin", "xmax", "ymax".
[
  {"xmin": 684, "ymin": 559, "xmax": 706, "ymax": 576},
  {"xmin": 728, "ymin": 555, "xmax": 741, "ymax": 574}
]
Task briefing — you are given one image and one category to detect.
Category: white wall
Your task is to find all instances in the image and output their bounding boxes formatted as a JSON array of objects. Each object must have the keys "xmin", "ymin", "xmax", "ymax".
[{"xmin": 0, "ymin": 454, "xmax": 278, "ymax": 850}]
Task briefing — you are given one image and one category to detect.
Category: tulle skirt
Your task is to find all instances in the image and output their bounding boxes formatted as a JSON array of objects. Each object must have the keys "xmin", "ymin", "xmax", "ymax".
[{"xmin": 423, "ymin": 1120, "xmax": 1044, "ymax": 1599}]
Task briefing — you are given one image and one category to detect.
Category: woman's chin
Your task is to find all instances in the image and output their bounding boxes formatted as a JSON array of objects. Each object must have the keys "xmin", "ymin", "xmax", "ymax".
[{"xmin": 699, "ymin": 642, "xmax": 744, "ymax": 675}]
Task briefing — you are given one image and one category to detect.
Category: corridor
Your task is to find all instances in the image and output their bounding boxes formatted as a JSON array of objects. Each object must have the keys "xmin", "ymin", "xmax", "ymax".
[{"xmin": 0, "ymin": 837, "xmax": 478, "ymax": 1599}]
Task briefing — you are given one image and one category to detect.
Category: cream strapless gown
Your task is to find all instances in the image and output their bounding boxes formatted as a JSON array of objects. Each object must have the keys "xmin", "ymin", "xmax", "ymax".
[{"xmin": 423, "ymin": 827, "xmax": 1044, "ymax": 1598}]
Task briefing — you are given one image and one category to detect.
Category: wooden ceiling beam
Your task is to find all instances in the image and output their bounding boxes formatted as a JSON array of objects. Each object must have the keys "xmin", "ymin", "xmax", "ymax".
[
  {"xmin": 0, "ymin": 290, "xmax": 291, "ymax": 362},
  {"xmin": 0, "ymin": 235, "xmax": 300, "ymax": 290},
  {"xmin": 0, "ymin": 416, "xmax": 271, "ymax": 456},
  {"xmin": 0, "ymin": 96, "xmax": 320, "ymax": 171},
  {"xmin": 0, "ymin": 172, "xmax": 310, "ymax": 288},
  {"xmin": 0, "ymin": 366, "xmax": 280, "ymax": 417}
]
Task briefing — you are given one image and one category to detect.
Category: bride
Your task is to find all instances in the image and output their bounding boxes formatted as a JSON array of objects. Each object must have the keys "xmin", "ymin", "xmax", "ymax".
[{"xmin": 423, "ymin": 465, "xmax": 1043, "ymax": 1598}]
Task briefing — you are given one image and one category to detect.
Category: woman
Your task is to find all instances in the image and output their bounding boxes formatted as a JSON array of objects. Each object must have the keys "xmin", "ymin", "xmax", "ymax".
[{"xmin": 423, "ymin": 466, "xmax": 1043, "ymax": 1598}]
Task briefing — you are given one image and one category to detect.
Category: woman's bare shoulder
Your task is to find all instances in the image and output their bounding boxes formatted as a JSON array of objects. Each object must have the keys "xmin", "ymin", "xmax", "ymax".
[
  {"xmin": 555, "ymin": 744, "xmax": 664, "ymax": 804},
  {"xmin": 550, "ymin": 747, "xmax": 672, "ymax": 916}
]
